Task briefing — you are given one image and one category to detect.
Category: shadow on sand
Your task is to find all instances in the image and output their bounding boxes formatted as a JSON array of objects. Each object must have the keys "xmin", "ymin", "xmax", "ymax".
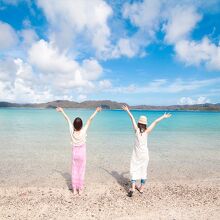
[
  {"xmin": 101, "ymin": 168, "xmax": 130, "ymax": 192},
  {"xmin": 53, "ymin": 169, "xmax": 72, "ymax": 190},
  {"xmin": 54, "ymin": 168, "xmax": 130, "ymax": 192}
]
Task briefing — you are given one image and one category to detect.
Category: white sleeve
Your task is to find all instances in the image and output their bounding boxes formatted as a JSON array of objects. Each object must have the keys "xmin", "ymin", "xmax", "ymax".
[
  {"xmin": 83, "ymin": 123, "xmax": 89, "ymax": 133},
  {"xmin": 68, "ymin": 120, "xmax": 74, "ymax": 141}
]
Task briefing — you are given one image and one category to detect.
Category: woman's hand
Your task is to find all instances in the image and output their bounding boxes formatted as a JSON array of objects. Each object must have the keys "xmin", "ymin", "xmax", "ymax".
[
  {"xmin": 122, "ymin": 105, "xmax": 137, "ymax": 131},
  {"xmin": 56, "ymin": 107, "xmax": 63, "ymax": 112},
  {"xmin": 96, "ymin": 106, "xmax": 102, "ymax": 112},
  {"xmin": 163, "ymin": 112, "xmax": 172, "ymax": 119},
  {"xmin": 122, "ymin": 105, "xmax": 129, "ymax": 111},
  {"xmin": 85, "ymin": 106, "xmax": 102, "ymax": 129}
]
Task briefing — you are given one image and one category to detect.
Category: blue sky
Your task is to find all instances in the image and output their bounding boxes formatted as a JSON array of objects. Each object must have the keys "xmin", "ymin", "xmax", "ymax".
[{"xmin": 0, "ymin": 0, "xmax": 220, "ymax": 105}]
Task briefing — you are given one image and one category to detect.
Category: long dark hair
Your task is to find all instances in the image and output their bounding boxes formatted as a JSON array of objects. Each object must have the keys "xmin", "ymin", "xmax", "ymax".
[
  {"xmin": 73, "ymin": 117, "xmax": 83, "ymax": 131},
  {"xmin": 138, "ymin": 122, "xmax": 147, "ymax": 133}
]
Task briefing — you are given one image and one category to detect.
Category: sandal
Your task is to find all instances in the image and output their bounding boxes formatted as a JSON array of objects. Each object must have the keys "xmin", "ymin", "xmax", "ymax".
[
  {"xmin": 135, "ymin": 185, "xmax": 144, "ymax": 194},
  {"xmin": 127, "ymin": 189, "xmax": 134, "ymax": 197}
]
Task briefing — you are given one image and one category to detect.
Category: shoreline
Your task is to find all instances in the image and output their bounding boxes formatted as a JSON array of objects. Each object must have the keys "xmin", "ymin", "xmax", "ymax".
[
  {"xmin": 1, "ymin": 107, "xmax": 220, "ymax": 112},
  {"xmin": 1, "ymin": 181, "xmax": 219, "ymax": 220}
]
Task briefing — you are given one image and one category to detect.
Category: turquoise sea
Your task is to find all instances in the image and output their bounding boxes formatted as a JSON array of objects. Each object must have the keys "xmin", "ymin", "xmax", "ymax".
[{"xmin": 0, "ymin": 108, "xmax": 220, "ymax": 188}]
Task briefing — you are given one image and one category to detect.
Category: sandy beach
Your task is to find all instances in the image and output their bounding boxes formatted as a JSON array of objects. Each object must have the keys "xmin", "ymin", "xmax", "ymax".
[
  {"xmin": 1, "ymin": 109, "xmax": 220, "ymax": 219},
  {"xmin": 0, "ymin": 180, "xmax": 219, "ymax": 220},
  {"xmin": 1, "ymin": 0, "xmax": 220, "ymax": 217}
]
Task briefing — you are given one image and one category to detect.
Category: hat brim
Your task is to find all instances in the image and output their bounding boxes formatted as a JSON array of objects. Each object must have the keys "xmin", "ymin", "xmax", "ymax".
[{"xmin": 138, "ymin": 121, "xmax": 147, "ymax": 125}]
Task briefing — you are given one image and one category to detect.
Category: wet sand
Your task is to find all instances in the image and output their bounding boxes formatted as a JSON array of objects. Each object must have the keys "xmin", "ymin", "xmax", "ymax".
[{"xmin": 0, "ymin": 180, "xmax": 219, "ymax": 220}]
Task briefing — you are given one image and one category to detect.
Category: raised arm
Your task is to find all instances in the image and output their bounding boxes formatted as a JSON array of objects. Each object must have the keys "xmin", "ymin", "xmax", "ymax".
[
  {"xmin": 122, "ymin": 105, "xmax": 138, "ymax": 131},
  {"xmin": 56, "ymin": 107, "xmax": 71, "ymax": 123},
  {"xmin": 56, "ymin": 107, "xmax": 74, "ymax": 139},
  {"xmin": 147, "ymin": 112, "xmax": 171, "ymax": 134},
  {"xmin": 84, "ymin": 107, "xmax": 102, "ymax": 130}
]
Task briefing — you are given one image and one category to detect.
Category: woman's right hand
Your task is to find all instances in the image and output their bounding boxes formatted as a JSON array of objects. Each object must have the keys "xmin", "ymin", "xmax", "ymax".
[
  {"xmin": 96, "ymin": 107, "xmax": 102, "ymax": 112},
  {"xmin": 163, "ymin": 112, "xmax": 172, "ymax": 118},
  {"xmin": 56, "ymin": 107, "xmax": 63, "ymax": 112},
  {"xmin": 122, "ymin": 105, "xmax": 129, "ymax": 111}
]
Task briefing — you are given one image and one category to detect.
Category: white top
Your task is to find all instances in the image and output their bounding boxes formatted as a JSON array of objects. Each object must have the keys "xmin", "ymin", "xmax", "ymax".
[{"xmin": 68, "ymin": 121, "xmax": 88, "ymax": 146}]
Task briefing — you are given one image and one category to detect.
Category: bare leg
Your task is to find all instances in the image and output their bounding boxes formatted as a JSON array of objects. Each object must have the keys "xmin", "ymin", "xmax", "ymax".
[
  {"xmin": 78, "ymin": 189, "xmax": 83, "ymax": 195},
  {"xmin": 131, "ymin": 182, "xmax": 135, "ymax": 191},
  {"xmin": 139, "ymin": 184, "xmax": 144, "ymax": 193},
  {"xmin": 73, "ymin": 188, "xmax": 77, "ymax": 195},
  {"xmin": 138, "ymin": 179, "xmax": 146, "ymax": 193},
  {"xmin": 128, "ymin": 180, "xmax": 136, "ymax": 197}
]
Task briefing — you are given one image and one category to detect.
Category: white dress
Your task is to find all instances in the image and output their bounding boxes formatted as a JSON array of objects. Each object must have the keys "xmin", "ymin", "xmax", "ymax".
[{"xmin": 130, "ymin": 129, "xmax": 149, "ymax": 180}]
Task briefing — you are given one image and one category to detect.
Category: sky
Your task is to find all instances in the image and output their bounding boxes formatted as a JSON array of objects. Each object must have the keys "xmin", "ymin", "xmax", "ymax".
[{"xmin": 0, "ymin": 0, "xmax": 220, "ymax": 105}]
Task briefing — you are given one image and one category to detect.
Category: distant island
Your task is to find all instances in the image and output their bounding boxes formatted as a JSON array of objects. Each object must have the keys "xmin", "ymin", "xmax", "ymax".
[{"xmin": 0, "ymin": 100, "xmax": 220, "ymax": 111}]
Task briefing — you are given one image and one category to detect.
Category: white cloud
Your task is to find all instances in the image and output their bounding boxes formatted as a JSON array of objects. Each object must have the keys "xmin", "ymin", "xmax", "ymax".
[
  {"xmin": 123, "ymin": 0, "xmax": 161, "ymax": 33},
  {"xmin": 112, "ymin": 0, "xmax": 162, "ymax": 58},
  {"xmin": 14, "ymin": 58, "xmax": 35, "ymax": 81},
  {"xmin": 0, "ymin": 58, "xmax": 17, "ymax": 81},
  {"xmin": 20, "ymin": 29, "xmax": 38, "ymax": 46},
  {"xmin": 28, "ymin": 39, "xmax": 78, "ymax": 73},
  {"xmin": 114, "ymin": 0, "xmax": 202, "ymax": 59},
  {"xmin": 0, "ymin": 33, "xmax": 106, "ymax": 103},
  {"xmin": 81, "ymin": 59, "xmax": 103, "ymax": 81},
  {"xmin": 98, "ymin": 79, "xmax": 112, "ymax": 89},
  {"xmin": 175, "ymin": 37, "xmax": 220, "ymax": 70},
  {"xmin": 160, "ymin": 3, "xmax": 220, "ymax": 71},
  {"xmin": 37, "ymin": 0, "xmax": 112, "ymax": 56},
  {"xmin": 163, "ymin": 5, "xmax": 202, "ymax": 44},
  {"xmin": 0, "ymin": 21, "xmax": 17, "ymax": 50},
  {"xmin": 0, "ymin": 59, "xmax": 80, "ymax": 103},
  {"xmin": 28, "ymin": 39, "xmax": 103, "ymax": 90},
  {"xmin": 106, "ymin": 78, "xmax": 220, "ymax": 94},
  {"xmin": 112, "ymin": 37, "xmax": 145, "ymax": 58},
  {"xmin": 0, "ymin": 37, "xmax": 105, "ymax": 103},
  {"xmin": 77, "ymin": 94, "xmax": 87, "ymax": 101},
  {"xmin": 0, "ymin": 57, "xmax": 54, "ymax": 103},
  {"xmin": 178, "ymin": 96, "xmax": 210, "ymax": 105},
  {"xmin": 111, "ymin": 0, "xmax": 220, "ymax": 71},
  {"xmin": 114, "ymin": 38, "xmax": 135, "ymax": 58},
  {"xmin": 1, "ymin": 0, "xmax": 220, "ymax": 104},
  {"xmin": 156, "ymin": 78, "xmax": 220, "ymax": 93}
]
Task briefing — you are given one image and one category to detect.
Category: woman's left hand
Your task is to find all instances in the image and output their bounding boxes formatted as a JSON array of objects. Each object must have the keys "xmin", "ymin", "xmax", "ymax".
[{"xmin": 122, "ymin": 105, "xmax": 129, "ymax": 111}]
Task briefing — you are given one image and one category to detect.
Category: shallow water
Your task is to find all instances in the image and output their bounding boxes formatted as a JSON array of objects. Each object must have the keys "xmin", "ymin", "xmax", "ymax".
[{"xmin": 0, "ymin": 108, "xmax": 220, "ymax": 187}]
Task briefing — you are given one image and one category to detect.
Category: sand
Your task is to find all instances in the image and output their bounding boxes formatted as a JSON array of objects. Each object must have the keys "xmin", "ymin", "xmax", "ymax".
[{"xmin": 0, "ymin": 180, "xmax": 219, "ymax": 220}]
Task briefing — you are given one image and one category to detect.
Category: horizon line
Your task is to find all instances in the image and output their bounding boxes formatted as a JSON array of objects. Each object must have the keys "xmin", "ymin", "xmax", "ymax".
[{"xmin": 0, "ymin": 99, "xmax": 219, "ymax": 107}]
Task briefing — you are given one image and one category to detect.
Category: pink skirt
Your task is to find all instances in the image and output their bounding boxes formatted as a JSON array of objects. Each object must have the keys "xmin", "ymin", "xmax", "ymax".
[{"xmin": 71, "ymin": 144, "xmax": 86, "ymax": 190}]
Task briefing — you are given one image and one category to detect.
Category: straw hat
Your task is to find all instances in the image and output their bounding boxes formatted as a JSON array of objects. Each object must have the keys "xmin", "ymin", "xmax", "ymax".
[{"xmin": 138, "ymin": 116, "xmax": 147, "ymax": 125}]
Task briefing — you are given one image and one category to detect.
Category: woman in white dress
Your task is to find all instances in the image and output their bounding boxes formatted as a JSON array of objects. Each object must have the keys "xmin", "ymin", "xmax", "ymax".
[{"xmin": 122, "ymin": 105, "xmax": 171, "ymax": 197}]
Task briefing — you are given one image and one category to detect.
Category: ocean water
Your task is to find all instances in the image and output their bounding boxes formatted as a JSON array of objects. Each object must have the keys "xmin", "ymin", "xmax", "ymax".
[{"xmin": 0, "ymin": 108, "xmax": 220, "ymax": 187}]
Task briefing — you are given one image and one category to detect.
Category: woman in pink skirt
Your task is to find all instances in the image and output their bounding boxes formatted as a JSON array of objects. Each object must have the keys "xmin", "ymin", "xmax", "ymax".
[{"xmin": 56, "ymin": 106, "xmax": 102, "ymax": 195}]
